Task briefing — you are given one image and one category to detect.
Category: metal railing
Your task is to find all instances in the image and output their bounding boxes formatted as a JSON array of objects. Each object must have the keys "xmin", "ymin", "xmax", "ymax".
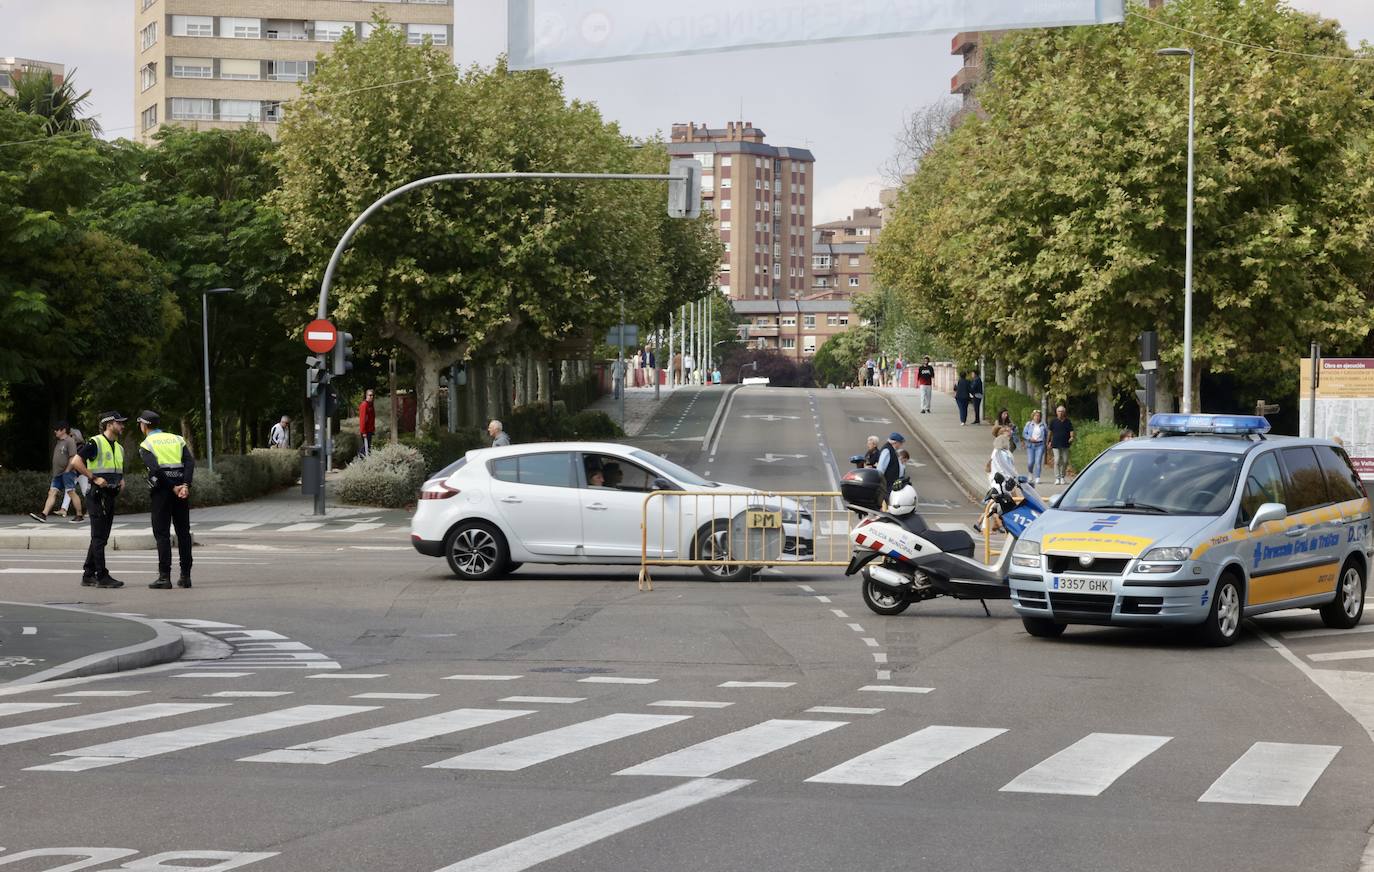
[{"xmin": 637, "ymin": 490, "xmax": 852, "ymax": 590}]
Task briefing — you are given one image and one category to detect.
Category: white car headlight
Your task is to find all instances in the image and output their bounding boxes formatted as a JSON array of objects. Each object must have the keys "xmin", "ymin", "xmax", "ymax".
[
  {"xmin": 1141, "ymin": 546, "xmax": 1191, "ymax": 563},
  {"xmin": 1011, "ymin": 538, "xmax": 1041, "ymax": 568}
]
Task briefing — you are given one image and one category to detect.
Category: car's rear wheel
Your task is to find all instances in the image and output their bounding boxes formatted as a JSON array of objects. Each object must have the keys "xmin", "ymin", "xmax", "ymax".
[
  {"xmin": 445, "ymin": 522, "xmax": 508, "ymax": 581},
  {"xmin": 1021, "ymin": 616, "xmax": 1066, "ymax": 638},
  {"xmin": 1320, "ymin": 559, "xmax": 1365, "ymax": 629},
  {"xmin": 695, "ymin": 524, "xmax": 753, "ymax": 582},
  {"xmin": 1198, "ymin": 573, "xmax": 1243, "ymax": 646}
]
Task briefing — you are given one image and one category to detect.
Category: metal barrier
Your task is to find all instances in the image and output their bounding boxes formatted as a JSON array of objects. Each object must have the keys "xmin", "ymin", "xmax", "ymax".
[{"xmin": 638, "ymin": 490, "xmax": 851, "ymax": 590}]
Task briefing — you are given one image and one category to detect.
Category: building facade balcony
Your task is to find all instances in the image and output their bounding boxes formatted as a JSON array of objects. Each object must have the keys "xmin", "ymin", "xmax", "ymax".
[{"xmin": 951, "ymin": 64, "xmax": 982, "ymax": 95}]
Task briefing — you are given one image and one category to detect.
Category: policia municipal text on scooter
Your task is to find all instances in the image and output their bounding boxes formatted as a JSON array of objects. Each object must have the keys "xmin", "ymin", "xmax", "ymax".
[
  {"xmin": 67, "ymin": 411, "xmax": 128, "ymax": 588},
  {"xmin": 136, "ymin": 410, "xmax": 195, "ymax": 589}
]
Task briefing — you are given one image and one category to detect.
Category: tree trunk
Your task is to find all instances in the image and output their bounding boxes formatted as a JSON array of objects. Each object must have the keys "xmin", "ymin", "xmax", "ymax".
[
  {"xmin": 485, "ymin": 363, "xmax": 503, "ymax": 423},
  {"xmin": 514, "ymin": 355, "xmax": 529, "ymax": 408},
  {"xmin": 1096, "ymin": 378, "xmax": 1114, "ymax": 426},
  {"xmin": 995, "ymin": 358, "xmax": 1007, "ymax": 387},
  {"xmin": 412, "ymin": 349, "xmax": 447, "ymax": 434},
  {"xmin": 536, "ymin": 357, "xmax": 550, "ymax": 405}
]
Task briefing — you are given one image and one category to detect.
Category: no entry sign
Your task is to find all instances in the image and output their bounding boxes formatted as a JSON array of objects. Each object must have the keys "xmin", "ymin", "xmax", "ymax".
[{"xmin": 304, "ymin": 319, "xmax": 337, "ymax": 353}]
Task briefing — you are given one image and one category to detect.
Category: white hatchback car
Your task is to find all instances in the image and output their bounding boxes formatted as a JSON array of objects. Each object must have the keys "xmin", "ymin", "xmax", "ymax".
[{"xmin": 410, "ymin": 441, "xmax": 814, "ymax": 581}]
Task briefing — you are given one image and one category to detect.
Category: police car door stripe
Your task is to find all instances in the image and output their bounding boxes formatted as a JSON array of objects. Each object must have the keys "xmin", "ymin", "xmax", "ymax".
[
  {"xmin": 1000, "ymin": 733, "xmax": 1171, "ymax": 796},
  {"xmin": 27, "ymin": 704, "xmax": 377, "ymax": 772},
  {"xmin": 618, "ymin": 719, "xmax": 845, "ymax": 777},
  {"xmin": 806, "ymin": 725, "xmax": 1006, "ymax": 786},
  {"xmin": 428, "ymin": 713, "xmax": 689, "ymax": 771},
  {"xmin": 239, "ymin": 707, "xmax": 534, "ymax": 765},
  {"xmin": 1199, "ymin": 742, "xmax": 1339, "ymax": 806},
  {"xmin": 0, "ymin": 703, "xmax": 225, "ymax": 747}
]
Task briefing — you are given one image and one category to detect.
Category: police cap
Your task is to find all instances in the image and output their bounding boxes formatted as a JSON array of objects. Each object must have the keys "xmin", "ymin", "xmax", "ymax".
[
  {"xmin": 98, "ymin": 411, "xmax": 128, "ymax": 426},
  {"xmin": 137, "ymin": 410, "xmax": 160, "ymax": 426}
]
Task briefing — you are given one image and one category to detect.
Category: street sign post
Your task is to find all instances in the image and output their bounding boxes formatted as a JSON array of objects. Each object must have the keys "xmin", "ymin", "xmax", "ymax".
[{"xmin": 305, "ymin": 319, "xmax": 338, "ymax": 353}]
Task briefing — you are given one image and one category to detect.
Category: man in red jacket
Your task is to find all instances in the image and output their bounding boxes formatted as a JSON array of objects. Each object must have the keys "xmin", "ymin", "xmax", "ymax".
[{"xmin": 358, "ymin": 388, "xmax": 376, "ymax": 458}]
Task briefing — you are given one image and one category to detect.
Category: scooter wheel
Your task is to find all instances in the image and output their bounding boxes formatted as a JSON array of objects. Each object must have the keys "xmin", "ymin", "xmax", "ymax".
[{"xmin": 862, "ymin": 577, "xmax": 911, "ymax": 615}]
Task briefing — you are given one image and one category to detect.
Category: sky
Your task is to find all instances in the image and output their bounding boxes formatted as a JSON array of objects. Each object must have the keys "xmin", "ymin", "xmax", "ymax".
[{"xmin": 8, "ymin": 0, "xmax": 1374, "ymax": 224}]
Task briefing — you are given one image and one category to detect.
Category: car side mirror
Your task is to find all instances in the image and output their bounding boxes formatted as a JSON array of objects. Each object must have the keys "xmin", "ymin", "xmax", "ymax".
[
  {"xmin": 1048, "ymin": 493, "xmax": 1063, "ymax": 508},
  {"xmin": 1248, "ymin": 502, "xmax": 1287, "ymax": 533},
  {"xmin": 653, "ymin": 477, "xmax": 676, "ymax": 492}
]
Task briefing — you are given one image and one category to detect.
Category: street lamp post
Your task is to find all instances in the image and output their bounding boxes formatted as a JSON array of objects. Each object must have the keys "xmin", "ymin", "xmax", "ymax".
[
  {"xmin": 201, "ymin": 287, "xmax": 237, "ymax": 473},
  {"xmin": 1157, "ymin": 47, "xmax": 1196, "ymax": 413}
]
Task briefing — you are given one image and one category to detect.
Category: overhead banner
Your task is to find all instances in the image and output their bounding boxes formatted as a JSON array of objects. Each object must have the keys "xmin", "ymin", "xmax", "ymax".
[
  {"xmin": 508, "ymin": 0, "xmax": 1126, "ymax": 68},
  {"xmin": 1300, "ymin": 357, "xmax": 1374, "ymax": 479}
]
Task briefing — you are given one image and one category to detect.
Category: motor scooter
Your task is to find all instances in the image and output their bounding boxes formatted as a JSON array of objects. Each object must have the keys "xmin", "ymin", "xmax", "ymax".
[{"xmin": 841, "ymin": 449, "xmax": 1047, "ymax": 616}]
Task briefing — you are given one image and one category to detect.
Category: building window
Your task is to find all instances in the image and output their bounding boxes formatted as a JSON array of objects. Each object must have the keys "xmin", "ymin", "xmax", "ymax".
[
  {"xmin": 813, "ymin": 255, "xmax": 830, "ymax": 268},
  {"xmin": 803, "ymin": 315, "xmax": 816, "ymax": 328},
  {"xmin": 722, "ymin": 242, "xmax": 730, "ymax": 253},
  {"xmin": 719, "ymin": 283, "xmax": 730, "ymax": 294},
  {"xmin": 720, "ymin": 199, "xmax": 730, "ymax": 211},
  {"xmin": 755, "ymin": 157, "xmax": 762, "ymax": 168},
  {"xmin": 720, "ymin": 262, "xmax": 730, "ymax": 272},
  {"xmin": 721, "ymin": 156, "xmax": 732, "ymax": 167},
  {"xmin": 857, "ymin": 227, "xmax": 871, "ymax": 236},
  {"xmin": 170, "ymin": 97, "xmax": 213, "ymax": 120},
  {"xmin": 782, "ymin": 338, "xmax": 796, "ymax": 350},
  {"xmin": 219, "ymin": 58, "xmax": 260, "ymax": 81},
  {"xmin": 756, "ymin": 317, "xmax": 770, "ymax": 326},
  {"xmin": 172, "ymin": 57, "xmax": 213, "ymax": 78},
  {"xmin": 219, "ymin": 99, "xmax": 261, "ymax": 121},
  {"xmin": 694, "ymin": 152, "xmax": 713, "ymax": 167},
  {"xmin": 221, "ymin": 17, "xmax": 261, "ymax": 39},
  {"xmin": 803, "ymin": 337, "xmax": 816, "ymax": 353},
  {"xmin": 827, "ymin": 314, "xmax": 838, "ymax": 326},
  {"xmin": 781, "ymin": 316, "xmax": 796, "ymax": 327},
  {"xmin": 773, "ymin": 264, "xmax": 781, "ymax": 278},
  {"xmin": 314, "ymin": 20, "xmax": 354, "ymax": 42},
  {"xmin": 848, "ymin": 276, "xmax": 860, "ymax": 287},
  {"xmin": 720, "ymin": 178, "xmax": 731, "ymax": 189},
  {"xmin": 848, "ymin": 255, "xmax": 860, "ymax": 266},
  {"xmin": 141, "ymin": 21, "xmax": 158, "ymax": 50},
  {"xmin": 701, "ymin": 174, "xmax": 714, "ymax": 190},
  {"xmin": 142, "ymin": 0, "xmax": 156, "ymax": 9},
  {"xmin": 171, "ymin": 15, "xmax": 212, "ymax": 37},
  {"xmin": 266, "ymin": 20, "xmax": 308, "ymax": 40},
  {"xmin": 839, "ymin": 316, "xmax": 849, "ymax": 326},
  {"xmin": 140, "ymin": 103, "xmax": 158, "ymax": 131},
  {"xmin": 140, "ymin": 63, "xmax": 157, "ymax": 92},
  {"xmin": 407, "ymin": 24, "xmax": 449, "ymax": 45},
  {"xmin": 268, "ymin": 60, "xmax": 311, "ymax": 82},
  {"xmin": 720, "ymin": 221, "xmax": 731, "ymax": 231},
  {"xmin": 263, "ymin": 101, "xmax": 283, "ymax": 122}
]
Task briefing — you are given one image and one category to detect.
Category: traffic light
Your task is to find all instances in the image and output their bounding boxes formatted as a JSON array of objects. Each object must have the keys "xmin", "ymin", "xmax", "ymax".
[
  {"xmin": 1135, "ymin": 370, "xmax": 1156, "ymax": 415},
  {"xmin": 1135, "ymin": 330, "xmax": 1158, "ymax": 414},
  {"xmin": 332, "ymin": 331, "xmax": 354, "ymax": 377},
  {"xmin": 667, "ymin": 158, "xmax": 702, "ymax": 219},
  {"xmin": 306, "ymin": 354, "xmax": 327, "ymax": 398}
]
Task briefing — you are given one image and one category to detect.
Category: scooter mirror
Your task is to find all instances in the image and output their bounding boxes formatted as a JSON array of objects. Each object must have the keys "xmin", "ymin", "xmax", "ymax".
[{"xmin": 993, "ymin": 472, "xmax": 1005, "ymax": 484}]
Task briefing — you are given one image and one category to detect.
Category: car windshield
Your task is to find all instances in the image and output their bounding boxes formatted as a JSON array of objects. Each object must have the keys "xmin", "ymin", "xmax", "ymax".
[
  {"xmin": 630, "ymin": 449, "xmax": 717, "ymax": 488},
  {"xmin": 1058, "ymin": 448, "xmax": 1242, "ymax": 515}
]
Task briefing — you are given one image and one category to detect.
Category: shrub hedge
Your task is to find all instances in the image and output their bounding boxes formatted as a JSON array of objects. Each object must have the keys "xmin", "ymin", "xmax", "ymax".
[{"xmin": 335, "ymin": 443, "xmax": 428, "ymax": 508}]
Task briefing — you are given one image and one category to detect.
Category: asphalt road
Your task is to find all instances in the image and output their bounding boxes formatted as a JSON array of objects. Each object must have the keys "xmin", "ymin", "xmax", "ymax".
[{"xmin": 0, "ymin": 387, "xmax": 1372, "ymax": 872}]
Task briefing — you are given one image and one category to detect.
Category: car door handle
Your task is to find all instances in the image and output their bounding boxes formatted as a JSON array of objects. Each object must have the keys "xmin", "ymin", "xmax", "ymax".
[
  {"xmin": 586, "ymin": 503, "xmax": 609, "ymax": 511},
  {"xmin": 1285, "ymin": 525, "xmax": 1309, "ymax": 537},
  {"xmin": 500, "ymin": 496, "xmax": 522, "ymax": 504}
]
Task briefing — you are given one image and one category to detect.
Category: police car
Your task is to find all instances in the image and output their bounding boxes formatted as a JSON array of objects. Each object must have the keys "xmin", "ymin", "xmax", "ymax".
[{"xmin": 1009, "ymin": 414, "xmax": 1371, "ymax": 646}]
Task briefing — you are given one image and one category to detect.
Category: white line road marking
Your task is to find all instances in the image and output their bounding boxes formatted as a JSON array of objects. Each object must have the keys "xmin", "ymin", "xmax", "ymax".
[
  {"xmin": 1309, "ymin": 649, "xmax": 1374, "ymax": 662},
  {"xmin": 1280, "ymin": 624, "xmax": 1374, "ymax": 640},
  {"xmin": 0, "ymin": 702, "xmax": 78, "ymax": 717},
  {"xmin": 243, "ymin": 707, "xmax": 533, "ymax": 766},
  {"xmin": 649, "ymin": 700, "xmax": 733, "ymax": 709},
  {"xmin": 1001, "ymin": 733, "xmax": 1172, "ymax": 796},
  {"xmin": 847, "ymin": 623, "xmax": 864, "ymax": 632},
  {"xmin": 872, "ymin": 653, "xmax": 888, "ymax": 663},
  {"xmin": 275, "ymin": 522, "xmax": 324, "ymax": 532},
  {"xmin": 21, "ymin": 626, "xmax": 36, "ymax": 635},
  {"xmin": 808, "ymin": 725, "xmax": 1006, "ymax": 786},
  {"xmin": 815, "ymin": 596, "xmax": 832, "ymax": 603},
  {"xmin": 862, "ymin": 638, "xmax": 880, "ymax": 648},
  {"xmin": 352, "ymin": 693, "xmax": 437, "ymax": 700},
  {"xmin": 308, "ymin": 673, "xmax": 388, "ymax": 679},
  {"xmin": 429, "ymin": 778, "xmax": 752, "ymax": 872},
  {"xmin": 859, "ymin": 685, "xmax": 932, "ymax": 694},
  {"xmin": 430, "ymin": 713, "xmax": 689, "ymax": 772},
  {"xmin": 442, "ymin": 674, "xmax": 522, "ymax": 681},
  {"xmin": 805, "ymin": 706, "xmax": 884, "ymax": 715},
  {"xmin": 209, "ymin": 630, "xmax": 286, "ymax": 640},
  {"xmin": 55, "ymin": 691, "xmax": 147, "ymax": 698},
  {"xmin": 206, "ymin": 691, "xmax": 294, "ymax": 698},
  {"xmin": 175, "ymin": 672, "xmax": 255, "ymax": 678},
  {"xmin": 1199, "ymin": 742, "xmax": 1340, "ymax": 806},
  {"xmin": 618, "ymin": 719, "xmax": 845, "ymax": 777},
  {"xmin": 0, "ymin": 703, "xmax": 226, "ymax": 747},
  {"xmin": 578, "ymin": 676, "xmax": 657, "ymax": 684},
  {"xmin": 207, "ymin": 523, "xmax": 262, "ymax": 533},
  {"xmin": 875, "ymin": 670, "xmax": 892, "ymax": 680},
  {"xmin": 717, "ymin": 681, "xmax": 794, "ymax": 689},
  {"xmin": 30, "ymin": 704, "xmax": 378, "ymax": 772},
  {"xmin": 797, "ymin": 584, "xmax": 815, "ymax": 592},
  {"xmin": 164, "ymin": 618, "xmax": 243, "ymax": 629},
  {"xmin": 830, "ymin": 609, "xmax": 848, "ymax": 618},
  {"xmin": 500, "ymin": 696, "xmax": 585, "ymax": 704}
]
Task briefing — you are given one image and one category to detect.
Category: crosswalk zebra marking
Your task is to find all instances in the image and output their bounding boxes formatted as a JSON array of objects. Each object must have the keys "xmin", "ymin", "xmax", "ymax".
[
  {"xmin": 499, "ymin": 696, "xmax": 585, "ymax": 704},
  {"xmin": 0, "ymin": 703, "xmax": 226, "ymax": 747},
  {"xmin": 858, "ymin": 685, "xmax": 932, "ymax": 694},
  {"xmin": 175, "ymin": 672, "xmax": 255, "ymax": 678},
  {"xmin": 206, "ymin": 691, "xmax": 294, "ymax": 698},
  {"xmin": 443, "ymin": 674, "xmax": 522, "ymax": 682},
  {"xmin": 577, "ymin": 676, "xmax": 658, "ymax": 685},
  {"xmin": 335, "ymin": 522, "xmax": 387, "ymax": 534},
  {"xmin": 1000, "ymin": 733, "xmax": 1171, "ymax": 796},
  {"xmin": 429, "ymin": 713, "xmax": 690, "ymax": 772},
  {"xmin": 206, "ymin": 523, "xmax": 262, "ymax": 532},
  {"xmin": 717, "ymin": 681, "xmax": 794, "ymax": 689},
  {"xmin": 807, "ymin": 725, "xmax": 1006, "ymax": 787},
  {"xmin": 1198, "ymin": 742, "xmax": 1340, "ymax": 806},
  {"xmin": 275, "ymin": 522, "xmax": 324, "ymax": 533},
  {"xmin": 0, "ymin": 702, "xmax": 77, "ymax": 717},
  {"xmin": 308, "ymin": 673, "xmax": 388, "ymax": 679},
  {"xmin": 54, "ymin": 691, "xmax": 147, "ymax": 698},
  {"xmin": 1308, "ymin": 648, "xmax": 1374, "ymax": 663},
  {"xmin": 1280, "ymin": 624, "xmax": 1374, "ymax": 640},
  {"xmin": 242, "ymin": 707, "xmax": 534, "ymax": 766},
  {"xmin": 28, "ymin": 704, "xmax": 378, "ymax": 772},
  {"xmin": 618, "ymin": 718, "xmax": 845, "ymax": 778},
  {"xmin": 649, "ymin": 701, "xmax": 733, "ymax": 709},
  {"xmin": 352, "ymin": 693, "xmax": 437, "ymax": 701},
  {"xmin": 805, "ymin": 707, "xmax": 884, "ymax": 715}
]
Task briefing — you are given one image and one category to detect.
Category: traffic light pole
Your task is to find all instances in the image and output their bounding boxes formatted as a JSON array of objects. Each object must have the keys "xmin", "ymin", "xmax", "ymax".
[{"xmin": 314, "ymin": 373, "xmax": 328, "ymax": 516}]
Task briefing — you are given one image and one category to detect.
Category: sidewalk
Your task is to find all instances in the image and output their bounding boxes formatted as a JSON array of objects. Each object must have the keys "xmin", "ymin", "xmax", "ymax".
[
  {"xmin": 0, "ymin": 603, "xmax": 184, "ymax": 684},
  {"xmin": 871, "ymin": 388, "xmax": 1070, "ymax": 502},
  {"xmin": 587, "ymin": 383, "xmax": 692, "ymax": 437}
]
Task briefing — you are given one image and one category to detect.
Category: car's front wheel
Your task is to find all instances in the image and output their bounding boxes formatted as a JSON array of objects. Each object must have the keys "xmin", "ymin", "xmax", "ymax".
[
  {"xmin": 1021, "ymin": 616, "xmax": 1066, "ymax": 638},
  {"xmin": 1320, "ymin": 559, "xmax": 1366, "ymax": 629},
  {"xmin": 1198, "ymin": 573, "xmax": 1243, "ymax": 646},
  {"xmin": 445, "ymin": 522, "xmax": 509, "ymax": 581}
]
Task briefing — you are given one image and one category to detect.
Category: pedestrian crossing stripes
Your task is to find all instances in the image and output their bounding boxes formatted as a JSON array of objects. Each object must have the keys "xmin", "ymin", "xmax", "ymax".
[
  {"xmin": 161, "ymin": 619, "xmax": 343, "ymax": 671},
  {"xmin": 0, "ymin": 700, "xmax": 1344, "ymax": 806}
]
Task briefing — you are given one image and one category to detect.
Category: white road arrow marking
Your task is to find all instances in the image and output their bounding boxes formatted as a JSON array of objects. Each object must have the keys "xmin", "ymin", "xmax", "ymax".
[
  {"xmin": 854, "ymin": 416, "xmax": 893, "ymax": 424},
  {"xmin": 755, "ymin": 453, "xmax": 808, "ymax": 463},
  {"xmin": 740, "ymin": 414, "xmax": 801, "ymax": 421}
]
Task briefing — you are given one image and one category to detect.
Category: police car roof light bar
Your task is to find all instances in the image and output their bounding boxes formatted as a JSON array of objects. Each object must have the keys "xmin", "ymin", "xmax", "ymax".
[{"xmin": 1148, "ymin": 413, "xmax": 1271, "ymax": 436}]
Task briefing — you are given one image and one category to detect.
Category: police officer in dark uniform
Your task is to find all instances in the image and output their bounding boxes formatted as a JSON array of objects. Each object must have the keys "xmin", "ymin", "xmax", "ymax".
[
  {"xmin": 68, "ymin": 411, "xmax": 128, "ymax": 588},
  {"xmin": 136, "ymin": 410, "xmax": 195, "ymax": 589}
]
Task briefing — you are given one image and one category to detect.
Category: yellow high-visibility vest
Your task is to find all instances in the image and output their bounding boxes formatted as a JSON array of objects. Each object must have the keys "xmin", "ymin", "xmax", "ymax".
[{"xmin": 139, "ymin": 431, "xmax": 186, "ymax": 468}]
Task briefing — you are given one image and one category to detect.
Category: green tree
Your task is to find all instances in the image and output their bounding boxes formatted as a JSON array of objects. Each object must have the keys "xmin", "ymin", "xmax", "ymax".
[
  {"xmin": 3, "ymin": 68, "xmax": 100, "ymax": 136},
  {"xmin": 876, "ymin": 0, "xmax": 1374, "ymax": 411}
]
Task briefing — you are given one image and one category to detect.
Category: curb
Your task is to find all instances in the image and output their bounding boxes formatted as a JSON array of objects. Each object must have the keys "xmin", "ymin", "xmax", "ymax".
[
  {"xmin": 2, "ymin": 603, "xmax": 185, "ymax": 686},
  {"xmin": 703, "ymin": 384, "xmax": 744, "ymax": 458},
  {"xmin": 868, "ymin": 389, "xmax": 983, "ymax": 503},
  {"xmin": 0, "ymin": 532, "xmax": 193, "ymax": 551}
]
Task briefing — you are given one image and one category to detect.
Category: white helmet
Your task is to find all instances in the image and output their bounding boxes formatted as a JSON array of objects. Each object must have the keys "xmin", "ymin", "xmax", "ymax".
[{"xmin": 887, "ymin": 480, "xmax": 919, "ymax": 515}]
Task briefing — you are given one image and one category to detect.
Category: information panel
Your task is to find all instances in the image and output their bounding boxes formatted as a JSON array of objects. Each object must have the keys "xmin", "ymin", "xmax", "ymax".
[
  {"xmin": 1300, "ymin": 357, "xmax": 1374, "ymax": 479},
  {"xmin": 508, "ymin": 0, "xmax": 1126, "ymax": 68}
]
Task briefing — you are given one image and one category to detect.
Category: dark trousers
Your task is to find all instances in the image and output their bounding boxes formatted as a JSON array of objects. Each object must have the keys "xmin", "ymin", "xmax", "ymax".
[
  {"xmin": 971, "ymin": 397, "xmax": 982, "ymax": 424},
  {"xmin": 956, "ymin": 398, "xmax": 969, "ymax": 423},
  {"xmin": 83, "ymin": 487, "xmax": 118, "ymax": 578},
  {"xmin": 150, "ymin": 487, "xmax": 192, "ymax": 578}
]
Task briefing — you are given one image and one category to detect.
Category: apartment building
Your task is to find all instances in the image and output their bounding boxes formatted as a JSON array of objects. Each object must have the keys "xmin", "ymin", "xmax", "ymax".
[
  {"xmin": 810, "ymin": 206, "xmax": 882, "ymax": 301},
  {"xmin": 1, "ymin": 57, "xmax": 64, "ymax": 96},
  {"xmin": 667, "ymin": 121, "xmax": 816, "ymax": 302},
  {"xmin": 134, "ymin": 0, "xmax": 453, "ymax": 143},
  {"xmin": 734, "ymin": 300, "xmax": 852, "ymax": 359}
]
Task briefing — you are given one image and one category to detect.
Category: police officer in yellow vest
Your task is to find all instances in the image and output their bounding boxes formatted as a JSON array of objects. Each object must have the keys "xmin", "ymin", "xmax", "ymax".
[
  {"xmin": 137, "ymin": 410, "xmax": 196, "ymax": 589},
  {"xmin": 67, "ymin": 411, "xmax": 128, "ymax": 588}
]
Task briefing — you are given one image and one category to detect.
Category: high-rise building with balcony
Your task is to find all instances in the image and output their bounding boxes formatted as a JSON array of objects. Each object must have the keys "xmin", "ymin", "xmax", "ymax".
[
  {"xmin": 810, "ymin": 206, "xmax": 883, "ymax": 302},
  {"xmin": 1, "ymin": 57, "xmax": 64, "ymax": 97},
  {"xmin": 133, "ymin": 0, "xmax": 453, "ymax": 143}
]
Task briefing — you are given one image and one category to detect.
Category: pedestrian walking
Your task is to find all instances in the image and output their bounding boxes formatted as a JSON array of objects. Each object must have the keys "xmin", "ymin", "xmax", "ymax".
[
  {"xmin": 1022, "ymin": 410, "xmax": 1047, "ymax": 484},
  {"xmin": 137, "ymin": 411, "xmax": 195, "ymax": 589},
  {"xmin": 894, "ymin": 356, "xmax": 905, "ymax": 388},
  {"xmin": 954, "ymin": 372, "xmax": 973, "ymax": 425},
  {"xmin": 358, "ymin": 389, "xmax": 376, "ymax": 458},
  {"xmin": 1048, "ymin": 405, "xmax": 1076, "ymax": 485},
  {"xmin": 68, "ymin": 411, "xmax": 128, "ymax": 589},
  {"xmin": 683, "ymin": 352, "xmax": 696, "ymax": 385},
  {"xmin": 865, "ymin": 357, "xmax": 876, "ymax": 387},
  {"xmin": 28, "ymin": 422, "xmax": 83, "ymax": 524},
  {"xmin": 488, "ymin": 419, "xmax": 510, "ymax": 447},
  {"xmin": 970, "ymin": 370, "xmax": 984, "ymax": 424},
  {"xmin": 995, "ymin": 408, "xmax": 1018, "ymax": 452},
  {"xmin": 611, "ymin": 356, "xmax": 626, "ymax": 399},
  {"xmin": 269, "ymin": 415, "xmax": 291, "ymax": 449},
  {"xmin": 917, "ymin": 356, "xmax": 935, "ymax": 413},
  {"xmin": 671, "ymin": 352, "xmax": 683, "ymax": 387},
  {"xmin": 61, "ymin": 427, "xmax": 90, "ymax": 519}
]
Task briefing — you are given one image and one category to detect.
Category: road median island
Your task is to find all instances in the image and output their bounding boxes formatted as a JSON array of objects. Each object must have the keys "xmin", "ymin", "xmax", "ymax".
[{"xmin": 0, "ymin": 603, "xmax": 184, "ymax": 685}]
